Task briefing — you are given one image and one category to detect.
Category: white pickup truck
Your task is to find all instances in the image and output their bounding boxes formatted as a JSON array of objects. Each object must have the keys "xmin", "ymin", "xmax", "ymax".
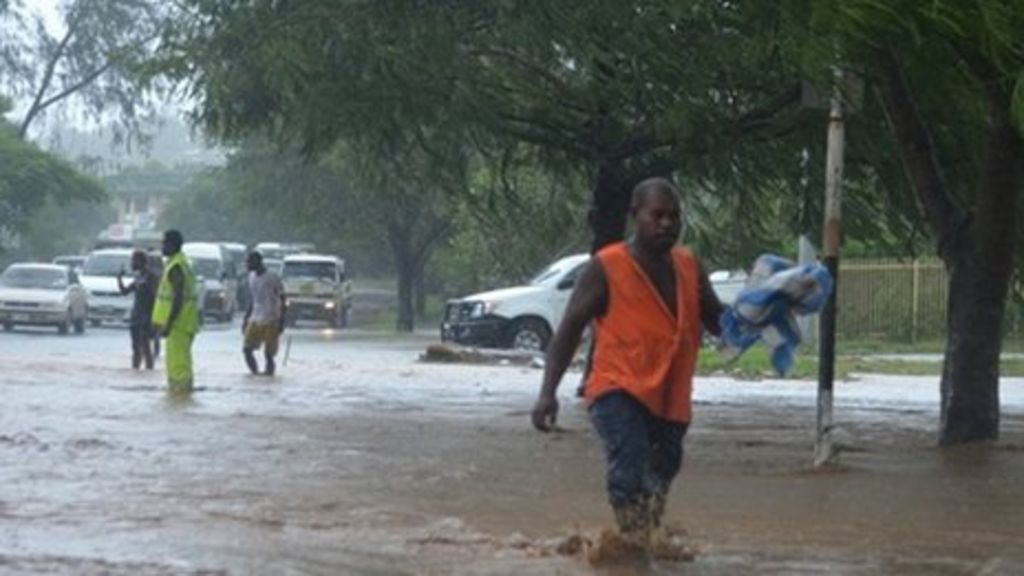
[
  {"xmin": 441, "ymin": 254, "xmax": 590, "ymax": 352},
  {"xmin": 441, "ymin": 253, "xmax": 746, "ymax": 352}
]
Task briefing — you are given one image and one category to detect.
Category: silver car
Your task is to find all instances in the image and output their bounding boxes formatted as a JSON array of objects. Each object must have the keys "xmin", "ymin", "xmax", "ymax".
[{"xmin": 0, "ymin": 263, "xmax": 89, "ymax": 334}]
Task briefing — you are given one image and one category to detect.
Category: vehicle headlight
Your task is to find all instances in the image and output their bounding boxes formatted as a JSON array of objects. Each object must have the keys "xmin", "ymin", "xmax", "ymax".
[
  {"xmin": 323, "ymin": 301, "xmax": 337, "ymax": 309},
  {"xmin": 469, "ymin": 301, "xmax": 496, "ymax": 318}
]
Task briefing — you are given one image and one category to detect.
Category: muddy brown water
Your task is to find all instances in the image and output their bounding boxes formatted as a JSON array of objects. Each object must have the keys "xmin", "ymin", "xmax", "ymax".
[{"xmin": 1, "ymin": 327, "xmax": 1022, "ymax": 575}]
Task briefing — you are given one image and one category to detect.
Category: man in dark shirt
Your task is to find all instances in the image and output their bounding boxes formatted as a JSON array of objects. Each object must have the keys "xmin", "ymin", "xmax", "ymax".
[{"xmin": 118, "ymin": 250, "xmax": 158, "ymax": 370}]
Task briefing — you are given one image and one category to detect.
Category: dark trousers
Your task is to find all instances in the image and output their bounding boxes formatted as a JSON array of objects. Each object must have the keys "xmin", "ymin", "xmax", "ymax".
[
  {"xmin": 129, "ymin": 323, "xmax": 154, "ymax": 369},
  {"xmin": 590, "ymin": 391, "xmax": 689, "ymax": 507}
]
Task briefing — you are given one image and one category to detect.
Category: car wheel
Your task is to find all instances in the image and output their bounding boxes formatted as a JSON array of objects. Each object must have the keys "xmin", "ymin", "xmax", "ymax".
[
  {"xmin": 2, "ymin": 322, "xmax": 12, "ymax": 332},
  {"xmin": 90, "ymin": 319, "xmax": 101, "ymax": 327},
  {"xmin": 508, "ymin": 317, "xmax": 551, "ymax": 352}
]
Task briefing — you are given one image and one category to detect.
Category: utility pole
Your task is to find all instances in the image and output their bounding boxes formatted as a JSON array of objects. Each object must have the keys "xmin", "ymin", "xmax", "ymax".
[{"xmin": 815, "ymin": 71, "xmax": 846, "ymax": 468}]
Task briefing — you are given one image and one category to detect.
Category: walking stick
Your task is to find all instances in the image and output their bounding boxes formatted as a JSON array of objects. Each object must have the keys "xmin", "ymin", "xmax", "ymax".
[{"xmin": 283, "ymin": 334, "xmax": 293, "ymax": 366}]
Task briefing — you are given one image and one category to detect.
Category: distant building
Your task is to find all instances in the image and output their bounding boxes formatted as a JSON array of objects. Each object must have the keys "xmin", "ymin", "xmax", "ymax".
[{"xmin": 101, "ymin": 163, "xmax": 204, "ymax": 236}]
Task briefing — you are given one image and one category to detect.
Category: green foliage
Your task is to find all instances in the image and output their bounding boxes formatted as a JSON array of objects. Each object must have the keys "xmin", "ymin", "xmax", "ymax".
[
  {"xmin": 152, "ymin": 1, "xmax": 932, "ymax": 274},
  {"xmin": 150, "ymin": 1, "xmax": 1022, "ymax": 335},
  {"xmin": 5, "ymin": 197, "xmax": 114, "ymax": 263},
  {"xmin": 433, "ymin": 148, "xmax": 590, "ymax": 295},
  {"xmin": 0, "ymin": 119, "xmax": 106, "ymax": 251}
]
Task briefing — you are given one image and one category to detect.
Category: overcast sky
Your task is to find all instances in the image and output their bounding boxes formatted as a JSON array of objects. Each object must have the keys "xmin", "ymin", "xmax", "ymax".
[
  {"xmin": 27, "ymin": 0, "xmax": 62, "ymax": 33},
  {"xmin": 10, "ymin": 1, "xmax": 215, "ymax": 163}
]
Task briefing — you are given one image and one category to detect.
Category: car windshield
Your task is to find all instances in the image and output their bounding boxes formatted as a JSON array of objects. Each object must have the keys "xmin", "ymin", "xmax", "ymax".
[
  {"xmin": 259, "ymin": 247, "xmax": 285, "ymax": 260},
  {"xmin": 83, "ymin": 253, "xmax": 131, "ymax": 277},
  {"xmin": 530, "ymin": 258, "xmax": 582, "ymax": 287},
  {"xmin": 0, "ymin": 267, "xmax": 67, "ymax": 290},
  {"xmin": 192, "ymin": 258, "xmax": 221, "ymax": 279},
  {"xmin": 283, "ymin": 261, "xmax": 336, "ymax": 281},
  {"xmin": 54, "ymin": 257, "xmax": 84, "ymax": 267},
  {"xmin": 224, "ymin": 248, "xmax": 246, "ymax": 270}
]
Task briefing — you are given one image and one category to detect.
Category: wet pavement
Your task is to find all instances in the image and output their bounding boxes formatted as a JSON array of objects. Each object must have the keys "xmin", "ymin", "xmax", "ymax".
[{"xmin": 2, "ymin": 323, "xmax": 1023, "ymax": 575}]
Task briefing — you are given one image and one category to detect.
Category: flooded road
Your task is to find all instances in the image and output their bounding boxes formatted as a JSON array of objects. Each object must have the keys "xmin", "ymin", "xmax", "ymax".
[{"xmin": 2, "ymin": 324, "xmax": 1023, "ymax": 575}]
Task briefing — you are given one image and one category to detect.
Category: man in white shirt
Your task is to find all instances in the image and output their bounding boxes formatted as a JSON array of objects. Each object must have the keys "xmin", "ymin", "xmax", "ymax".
[{"xmin": 242, "ymin": 251, "xmax": 287, "ymax": 376}]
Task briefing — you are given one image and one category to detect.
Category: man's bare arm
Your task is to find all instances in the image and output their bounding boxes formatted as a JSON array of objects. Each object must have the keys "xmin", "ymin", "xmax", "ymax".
[
  {"xmin": 532, "ymin": 261, "xmax": 608, "ymax": 431},
  {"xmin": 697, "ymin": 261, "xmax": 725, "ymax": 337}
]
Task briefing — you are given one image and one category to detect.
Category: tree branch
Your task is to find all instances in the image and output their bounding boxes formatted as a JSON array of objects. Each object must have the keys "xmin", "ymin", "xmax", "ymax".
[
  {"xmin": 19, "ymin": 7, "xmax": 86, "ymax": 137},
  {"xmin": 872, "ymin": 47, "xmax": 966, "ymax": 260},
  {"xmin": 34, "ymin": 60, "xmax": 115, "ymax": 113}
]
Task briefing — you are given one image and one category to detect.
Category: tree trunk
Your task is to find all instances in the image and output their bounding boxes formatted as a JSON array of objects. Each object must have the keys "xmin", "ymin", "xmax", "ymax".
[
  {"xmin": 940, "ymin": 249, "xmax": 1002, "ymax": 443},
  {"xmin": 939, "ymin": 115, "xmax": 1021, "ymax": 445},
  {"xmin": 388, "ymin": 227, "xmax": 416, "ymax": 332},
  {"xmin": 588, "ymin": 161, "xmax": 632, "ymax": 253},
  {"xmin": 396, "ymin": 262, "xmax": 415, "ymax": 332},
  {"xmin": 874, "ymin": 48, "xmax": 1022, "ymax": 444},
  {"xmin": 414, "ymin": 271, "xmax": 427, "ymax": 319}
]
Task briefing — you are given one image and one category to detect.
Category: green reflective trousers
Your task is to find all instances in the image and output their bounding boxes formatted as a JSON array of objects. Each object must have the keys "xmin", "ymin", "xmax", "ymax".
[{"xmin": 165, "ymin": 328, "xmax": 195, "ymax": 394}]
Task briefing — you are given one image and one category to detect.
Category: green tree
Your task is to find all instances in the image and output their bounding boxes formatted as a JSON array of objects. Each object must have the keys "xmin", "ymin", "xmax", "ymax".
[
  {"xmin": 9, "ymin": 196, "xmax": 113, "ymax": 261},
  {"xmin": 779, "ymin": 0, "xmax": 1024, "ymax": 443},
  {"xmin": 162, "ymin": 1, "xmax": 811, "ymax": 246},
  {"xmin": 0, "ymin": 107, "xmax": 105, "ymax": 258},
  {"xmin": 4, "ymin": 0, "xmax": 165, "ymax": 139}
]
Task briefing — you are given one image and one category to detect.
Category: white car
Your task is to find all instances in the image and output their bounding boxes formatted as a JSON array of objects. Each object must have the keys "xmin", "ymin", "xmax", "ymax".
[
  {"xmin": 0, "ymin": 263, "xmax": 89, "ymax": 334},
  {"xmin": 80, "ymin": 248, "xmax": 134, "ymax": 326},
  {"xmin": 442, "ymin": 254, "xmax": 590, "ymax": 351},
  {"xmin": 441, "ymin": 253, "xmax": 746, "ymax": 351}
]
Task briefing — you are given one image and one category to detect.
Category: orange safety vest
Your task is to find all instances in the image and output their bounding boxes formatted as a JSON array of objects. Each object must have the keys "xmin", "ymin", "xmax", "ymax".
[{"xmin": 585, "ymin": 242, "xmax": 702, "ymax": 423}]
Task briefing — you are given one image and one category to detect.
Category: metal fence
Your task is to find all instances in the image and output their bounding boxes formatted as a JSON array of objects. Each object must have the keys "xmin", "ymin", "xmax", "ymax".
[{"xmin": 837, "ymin": 258, "xmax": 1023, "ymax": 342}]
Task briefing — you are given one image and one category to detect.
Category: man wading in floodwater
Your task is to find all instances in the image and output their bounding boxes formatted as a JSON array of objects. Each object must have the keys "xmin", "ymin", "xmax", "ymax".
[
  {"xmin": 532, "ymin": 178, "xmax": 724, "ymax": 554},
  {"xmin": 152, "ymin": 230, "xmax": 200, "ymax": 394},
  {"xmin": 242, "ymin": 251, "xmax": 286, "ymax": 376}
]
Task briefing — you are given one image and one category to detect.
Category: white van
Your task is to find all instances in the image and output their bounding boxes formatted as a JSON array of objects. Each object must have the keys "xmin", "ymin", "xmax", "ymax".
[
  {"xmin": 183, "ymin": 242, "xmax": 238, "ymax": 322},
  {"xmin": 281, "ymin": 254, "xmax": 350, "ymax": 327}
]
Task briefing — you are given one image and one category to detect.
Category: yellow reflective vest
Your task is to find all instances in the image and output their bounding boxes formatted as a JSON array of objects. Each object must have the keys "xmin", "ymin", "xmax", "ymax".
[{"xmin": 152, "ymin": 252, "xmax": 200, "ymax": 334}]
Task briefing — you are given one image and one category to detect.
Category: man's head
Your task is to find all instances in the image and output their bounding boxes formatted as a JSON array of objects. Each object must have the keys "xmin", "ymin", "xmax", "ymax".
[
  {"xmin": 630, "ymin": 177, "xmax": 683, "ymax": 254},
  {"xmin": 131, "ymin": 250, "xmax": 147, "ymax": 272},
  {"xmin": 247, "ymin": 251, "xmax": 264, "ymax": 273},
  {"xmin": 162, "ymin": 230, "xmax": 184, "ymax": 257}
]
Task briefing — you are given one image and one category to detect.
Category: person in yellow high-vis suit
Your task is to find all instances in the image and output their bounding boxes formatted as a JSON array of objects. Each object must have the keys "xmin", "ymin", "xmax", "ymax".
[{"xmin": 152, "ymin": 230, "xmax": 200, "ymax": 394}]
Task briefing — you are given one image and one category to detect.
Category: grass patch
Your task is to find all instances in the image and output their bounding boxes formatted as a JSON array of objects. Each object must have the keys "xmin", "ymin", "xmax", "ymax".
[
  {"xmin": 698, "ymin": 347, "xmax": 824, "ymax": 379},
  {"xmin": 362, "ymin": 295, "xmax": 446, "ymax": 333},
  {"xmin": 698, "ymin": 347, "xmax": 1024, "ymax": 379},
  {"xmin": 837, "ymin": 338, "xmax": 1024, "ymax": 355}
]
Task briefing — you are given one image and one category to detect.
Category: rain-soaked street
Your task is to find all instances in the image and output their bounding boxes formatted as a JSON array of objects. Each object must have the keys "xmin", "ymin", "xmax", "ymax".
[{"xmin": 2, "ymin": 322, "xmax": 1023, "ymax": 575}]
